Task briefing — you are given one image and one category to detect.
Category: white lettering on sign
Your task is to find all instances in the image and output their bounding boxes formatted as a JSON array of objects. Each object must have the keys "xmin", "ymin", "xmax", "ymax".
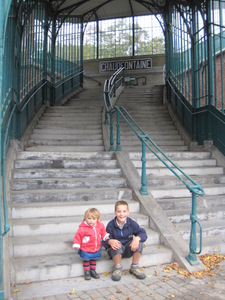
[{"xmin": 99, "ymin": 58, "xmax": 152, "ymax": 73}]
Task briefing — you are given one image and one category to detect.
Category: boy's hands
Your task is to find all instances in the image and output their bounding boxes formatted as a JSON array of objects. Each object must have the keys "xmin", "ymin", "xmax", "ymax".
[
  {"xmin": 108, "ymin": 239, "xmax": 121, "ymax": 250},
  {"xmin": 129, "ymin": 236, "xmax": 141, "ymax": 252}
]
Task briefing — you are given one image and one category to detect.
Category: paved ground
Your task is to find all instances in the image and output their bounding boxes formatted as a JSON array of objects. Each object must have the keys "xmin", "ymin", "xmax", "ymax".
[{"xmin": 12, "ymin": 259, "xmax": 225, "ymax": 300}]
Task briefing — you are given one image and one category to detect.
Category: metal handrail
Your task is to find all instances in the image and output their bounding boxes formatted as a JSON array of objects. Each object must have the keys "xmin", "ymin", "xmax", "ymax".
[{"xmin": 103, "ymin": 70, "xmax": 205, "ymax": 266}]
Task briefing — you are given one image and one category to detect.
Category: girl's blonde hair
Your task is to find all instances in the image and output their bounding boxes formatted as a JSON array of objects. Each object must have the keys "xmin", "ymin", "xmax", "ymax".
[{"xmin": 84, "ymin": 208, "xmax": 101, "ymax": 221}]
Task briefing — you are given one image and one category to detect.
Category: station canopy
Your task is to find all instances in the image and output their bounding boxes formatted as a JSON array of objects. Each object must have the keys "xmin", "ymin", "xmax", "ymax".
[{"xmin": 47, "ymin": 0, "xmax": 186, "ymax": 21}]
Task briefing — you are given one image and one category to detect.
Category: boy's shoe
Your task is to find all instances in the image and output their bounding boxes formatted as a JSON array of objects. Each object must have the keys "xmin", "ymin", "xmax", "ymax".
[
  {"xmin": 111, "ymin": 264, "xmax": 122, "ymax": 281},
  {"xmin": 90, "ymin": 269, "xmax": 100, "ymax": 279},
  {"xmin": 130, "ymin": 265, "xmax": 146, "ymax": 279},
  {"xmin": 84, "ymin": 270, "xmax": 91, "ymax": 280}
]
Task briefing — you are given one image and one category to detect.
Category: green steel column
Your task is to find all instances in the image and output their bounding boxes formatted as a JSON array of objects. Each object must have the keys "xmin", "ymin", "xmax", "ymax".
[
  {"xmin": 80, "ymin": 21, "xmax": 84, "ymax": 87},
  {"xmin": 165, "ymin": 5, "xmax": 172, "ymax": 85},
  {"xmin": 140, "ymin": 137, "xmax": 148, "ymax": 195},
  {"xmin": 186, "ymin": 193, "xmax": 200, "ymax": 265},
  {"xmin": 192, "ymin": 5, "xmax": 200, "ymax": 110},
  {"xmin": 109, "ymin": 112, "xmax": 114, "ymax": 151},
  {"xmin": 0, "ymin": 3, "xmax": 3, "ymax": 297},
  {"xmin": 1, "ymin": 1, "xmax": 13, "ymax": 298},
  {"xmin": 191, "ymin": 5, "xmax": 200, "ymax": 141},
  {"xmin": 208, "ymin": 1, "xmax": 214, "ymax": 107},
  {"xmin": 96, "ymin": 20, "xmax": 99, "ymax": 59},
  {"xmin": 116, "ymin": 110, "xmax": 121, "ymax": 151},
  {"xmin": 51, "ymin": 17, "xmax": 56, "ymax": 104},
  {"xmin": 43, "ymin": 9, "xmax": 48, "ymax": 101}
]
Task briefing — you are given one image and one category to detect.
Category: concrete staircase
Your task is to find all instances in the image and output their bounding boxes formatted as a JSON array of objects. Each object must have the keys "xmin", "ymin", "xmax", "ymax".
[
  {"xmin": 115, "ymin": 85, "xmax": 187, "ymax": 152},
  {"xmin": 26, "ymin": 87, "xmax": 105, "ymax": 152},
  {"xmin": 8, "ymin": 86, "xmax": 173, "ymax": 293},
  {"xmin": 114, "ymin": 85, "xmax": 225, "ymax": 255}
]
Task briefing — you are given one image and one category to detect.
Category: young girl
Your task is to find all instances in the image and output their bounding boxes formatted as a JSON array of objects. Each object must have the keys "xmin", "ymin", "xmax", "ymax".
[{"xmin": 73, "ymin": 208, "xmax": 109, "ymax": 280}]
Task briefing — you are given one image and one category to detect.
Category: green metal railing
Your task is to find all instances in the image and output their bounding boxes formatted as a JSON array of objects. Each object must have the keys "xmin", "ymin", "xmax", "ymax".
[{"xmin": 104, "ymin": 68, "xmax": 204, "ymax": 266}]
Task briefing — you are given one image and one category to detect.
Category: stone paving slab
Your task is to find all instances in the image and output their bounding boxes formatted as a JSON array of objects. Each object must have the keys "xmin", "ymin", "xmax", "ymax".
[{"xmin": 11, "ymin": 261, "xmax": 225, "ymax": 300}]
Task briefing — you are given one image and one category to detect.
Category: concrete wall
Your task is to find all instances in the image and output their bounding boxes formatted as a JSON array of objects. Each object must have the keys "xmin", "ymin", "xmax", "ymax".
[{"xmin": 83, "ymin": 55, "xmax": 165, "ymax": 86}]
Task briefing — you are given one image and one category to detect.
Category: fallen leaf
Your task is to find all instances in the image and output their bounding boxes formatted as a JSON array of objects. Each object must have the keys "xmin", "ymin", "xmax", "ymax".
[
  {"xmin": 25, "ymin": 281, "xmax": 32, "ymax": 285},
  {"xmin": 140, "ymin": 267, "xmax": 145, "ymax": 271},
  {"xmin": 154, "ymin": 270, "xmax": 159, "ymax": 276},
  {"xmin": 170, "ymin": 294, "xmax": 175, "ymax": 298},
  {"xmin": 12, "ymin": 289, "xmax": 20, "ymax": 294},
  {"xmin": 103, "ymin": 271, "xmax": 110, "ymax": 276},
  {"xmin": 69, "ymin": 288, "xmax": 75, "ymax": 295},
  {"xmin": 163, "ymin": 269, "xmax": 172, "ymax": 273},
  {"xmin": 146, "ymin": 274, "xmax": 153, "ymax": 278}
]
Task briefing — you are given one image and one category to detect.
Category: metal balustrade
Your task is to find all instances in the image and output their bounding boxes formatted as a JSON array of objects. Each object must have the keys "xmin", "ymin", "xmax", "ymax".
[{"xmin": 104, "ymin": 68, "xmax": 205, "ymax": 266}]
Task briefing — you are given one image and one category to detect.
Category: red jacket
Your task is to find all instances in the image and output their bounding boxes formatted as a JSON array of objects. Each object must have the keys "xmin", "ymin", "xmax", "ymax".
[{"xmin": 73, "ymin": 220, "xmax": 109, "ymax": 253}]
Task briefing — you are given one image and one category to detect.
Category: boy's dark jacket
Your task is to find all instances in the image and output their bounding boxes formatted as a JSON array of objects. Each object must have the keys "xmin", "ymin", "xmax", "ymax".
[{"xmin": 103, "ymin": 217, "xmax": 147, "ymax": 249}]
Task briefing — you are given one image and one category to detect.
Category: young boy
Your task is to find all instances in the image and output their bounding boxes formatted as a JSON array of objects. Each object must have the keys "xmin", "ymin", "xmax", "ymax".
[{"xmin": 103, "ymin": 200, "xmax": 147, "ymax": 281}]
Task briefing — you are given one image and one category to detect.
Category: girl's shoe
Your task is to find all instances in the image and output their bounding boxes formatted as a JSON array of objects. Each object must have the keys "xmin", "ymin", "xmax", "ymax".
[
  {"xmin": 90, "ymin": 269, "xmax": 100, "ymax": 279},
  {"xmin": 84, "ymin": 270, "xmax": 91, "ymax": 280}
]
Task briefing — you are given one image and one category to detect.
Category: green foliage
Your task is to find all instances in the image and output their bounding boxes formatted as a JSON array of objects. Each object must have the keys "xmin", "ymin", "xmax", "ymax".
[{"xmin": 83, "ymin": 18, "xmax": 165, "ymax": 60}]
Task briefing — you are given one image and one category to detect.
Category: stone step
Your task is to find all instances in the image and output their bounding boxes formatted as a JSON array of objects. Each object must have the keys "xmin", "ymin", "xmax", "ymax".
[
  {"xmin": 14, "ymin": 158, "xmax": 118, "ymax": 169},
  {"xmin": 37, "ymin": 120, "xmax": 102, "ymax": 128},
  {"xmin": 10, "ymin": 228, "xmax": 159, "ymax": 259},
  {"xmin": 138, "ymin": 166, "xmax": 224, "ymax": 177},
  {"xmin": 29, "ymin": 133, "xmax": 103, "ymax": 140},
  {"xmin": 11, "ymin": 199, "xmax": 140, "ymax": 219},
  {"xmin": 201, "ymin": 235, "xmax": 225, "ymax": 254},
  {"xmin": 35, "ymin": 124, "xmax": 102, "ymax": 130},
  {"xmin": 115, "ymin": 133, "xmax": 181, "ymax": 140},
  {"xmin": 122, "ymin": 139, "xmax": 186, "ymax": 147},
  {"xmin": 46, "ymin": 106, "xmax": 102, "ymax": 111},
  {"xmin": 16, "ymin": 151, "xmax": 114, "ymax": 160},
  {"xmin": 12, "ymin": 167, "xmax": 122, "ymax": 179},
  {"xmin": 150, "ymin": 184, "xmax": 225, "ymax": 199},
  {"xmin": 43, "ymin": 109, "xmax": 102, "ymax": 114},
  {"xmin": 10, "ymin": 244, "xmax": 173, "ymax": 284},
  {"xmin": 122, "ymin": 145, "xmax": 189, "ymax": 152},
  {"xmin": 119, "ymin": 119, "xmax": 175, "ymax": 126},
  {"xmin": 148, "ymin": 174, "xmax": 225, "ymax": 187},
  {"xmin": 26, "ymin": 139, "xmax": 104, "ymax": 146},
  {"xmin": 25, "ymin": 145, "xmax": 105, "ymax": 152},
  {"xmin": 11, "ymin": 177, "xmax": 127, "ymax": 191},
  {"xmin": 11, "ymin": 187, "xmax": 134, "ymax": 203},
  {"xmin": 133, "ymin": 158, "xmax": 217, "ymax": 168},
  {"xmin": 10, "ymin": 212, "xmax": 149, "ymax": 237},
  {"xmin": 175, "ymin": 219, "xmax": 225, "ymax": 240},
  {"xmin": 157, "ymin": 194, "xmax": 225, "ymax": 211},
  {"xmin": 32, "ymin": 128, "xmax": 103, "ymax": 135},
  {"xmin": 166, "ymin": 205, "xmax": 225, "ymax": 223},
  {"xmin": 129, "ymin": 151, "xmax": 211, "ymax": 160}
]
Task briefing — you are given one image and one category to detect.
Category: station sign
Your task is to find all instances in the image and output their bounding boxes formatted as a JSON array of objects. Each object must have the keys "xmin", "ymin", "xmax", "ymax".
[{"xmin": 99, "ymin": 58, "xmax": 152, "ymax": 73}]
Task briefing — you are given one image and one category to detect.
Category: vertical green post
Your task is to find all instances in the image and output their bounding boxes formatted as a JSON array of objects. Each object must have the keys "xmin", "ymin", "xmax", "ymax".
[
  {"xmin": 51, "ymin": 17, "xmax": 56, "ymax": 104},
  {"xmin": 109, "ymin": 112, "xmax": 114, "ymax": 151},
  {"xmin": 140, "ymin": 137, "xmax": 148, "ymax": 195},
  {"xmin": 43, "ymin": 8, "xmax": 48, "ymax": 101},
  {"xmin": 116, "ymin": 110, "xmax": 121, "ymax": 151},
  {"xmin": 186, "ymin": 192, "xmax": 200, "ymax": 265},
  {"xmin": 80, "ymin": 21, "xmax": 84, "ymax": 87},
  {"xmin": 0, "ymin": 1, "xmax": 4, "ymax": 298}
]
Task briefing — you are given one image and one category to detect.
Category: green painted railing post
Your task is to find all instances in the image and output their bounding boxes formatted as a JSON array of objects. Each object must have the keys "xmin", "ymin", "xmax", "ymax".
[
  {"xmin": 109, "ymin": 112, "xmax": 114, "ymax": 151},
  {"xmin": 186, "ymin": 192, "xmax": 201, "ymax": 265},
  {"xmin": 105, "ymin": 109, "xmax": 109, "ymax": 125},
  {"xmin": 140, "ymin": 137, "xmax": 148, "ymax": 195},
  {"xmin": 116, "ymin": 110, "xmax": 121, "ymax": 151}
]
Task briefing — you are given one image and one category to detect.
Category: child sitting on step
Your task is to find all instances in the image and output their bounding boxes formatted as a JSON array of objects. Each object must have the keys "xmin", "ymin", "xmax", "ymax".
[
  {"xmin": 73, "ymin": 208, "xmax": 109, "ymax": 280},
  {"xmin": 103, "ymin": 200, "xmax": 147, "ymax": 281}
]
